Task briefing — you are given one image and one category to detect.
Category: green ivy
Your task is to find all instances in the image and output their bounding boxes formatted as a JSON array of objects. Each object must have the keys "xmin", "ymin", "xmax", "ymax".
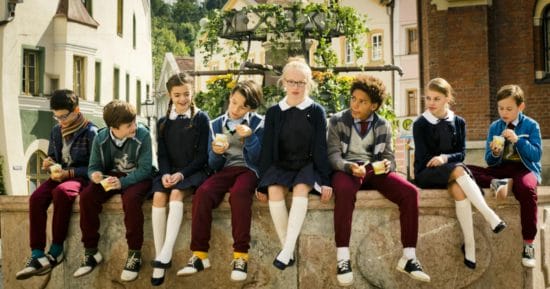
[{"xmin": 198, "ymin": 2, "xmax": 368, "ymax": 68}]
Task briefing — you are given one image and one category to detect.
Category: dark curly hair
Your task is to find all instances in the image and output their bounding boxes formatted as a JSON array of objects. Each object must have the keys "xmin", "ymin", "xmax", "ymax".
[{"xmin": 350, "ymin": 74, "xmax": 387, "ymax": 109}]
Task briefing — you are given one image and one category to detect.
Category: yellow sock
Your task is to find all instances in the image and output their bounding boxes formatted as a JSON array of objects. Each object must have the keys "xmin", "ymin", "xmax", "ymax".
[
  {"xmin": 233, "ymin": 252, "xmax": 249, "ymax": 261},
  {"xmin": 193, "ymin": 251, "xmax": 208, "ymax": 260}
]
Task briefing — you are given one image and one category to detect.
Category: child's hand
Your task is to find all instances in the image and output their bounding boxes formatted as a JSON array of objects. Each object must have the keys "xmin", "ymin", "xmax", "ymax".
[
  {"xmin": 255, "ymin": 191, "xmax": 268, "ymax": 203},
  {"xmin": 320, "ymin": 186, "xmax": 333, "ymax": 203},
  {"xmin": 382, "ymin": 159, "xmax": 392, "ymax": 173},
  {"xmin": 235, "ymin": 124, "xmax": 252, "ymax": 138},
  {"xmin": 427, "ymin": 156, "xmax": 446, "ymax": 167},
  {"xmin": 42, "ymin": 157, "xmax": 56, "ymax": 170},
  {"xmin": 490, "ymin": 141, "xmax": 503, "ymax": 156},
  {"xmin": 169, "ymin": 173, "xmax": 183, "ymax": 185},
  {"xmin": 161, "ymin": 174, "xmax": 172, "ymax": 188},
  {"xmin": 51, "ymin": 169, "xmax": 69, "ymax": 182},
  {"xmin": 211, "ymin": 141, "xmax": 229, "ymax": 154},
  {"xmin": 350, "ymin": 163, "xmax": 366, "ymax": 178},
  {"xmin": 109, "ymin": 177, "xmax": 121, "ymax": 190},
  {"xmin": 90, "ymin": 171, "xmax": 103, "ymax": 184},
  {"xmin": 502, "ymin": 129, "xmax": 518, "ymax": 144}
]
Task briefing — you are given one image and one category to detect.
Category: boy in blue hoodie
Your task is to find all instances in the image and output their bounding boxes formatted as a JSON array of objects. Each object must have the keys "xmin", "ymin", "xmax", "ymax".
[{"xmin": 469, "ymin": 84, "xmax": 542, "ymax": 268}]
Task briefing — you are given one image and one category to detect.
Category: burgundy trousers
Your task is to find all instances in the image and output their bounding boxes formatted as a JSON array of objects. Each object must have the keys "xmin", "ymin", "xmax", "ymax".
[
  {"xmin": 29, "ymin": 178, "xmax": 87, "ymax": 250},
  {"xmin": 332, "ymin": 166, "xmax": 419, "ymax": 248},
  {"xmin": 79, "ymin": 179, "xmax": 151, "ymax": 250},
  {"xmin": 191, "ymin": 166, "xmax": 257, "ymax": 253},
  {"xmin": 468, "ymin": 162, "xmax": 538, "ymax": 240}
]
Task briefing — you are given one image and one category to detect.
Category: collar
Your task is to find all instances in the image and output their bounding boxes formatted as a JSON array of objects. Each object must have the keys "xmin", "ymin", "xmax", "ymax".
[
  {"xmin": 354, "ymin": 114, "xmax": 374, "ymax": 124},
  {"xmin": 222, "ymin": 112, "xmax": 251, "ymax": 128},
  {"xmin": 422, "ymin": 109, "xmax": 455, "ymax": 125},
  {"xmin": 169, "ymin": 106, "xmax": 193, "ymax": 120},
  {"xmin": 508, "ymin": 117, "xmax": 519, "ymax": 127},
  {"xmin": 109, "ymin": 129, "xmax": 128, "ymax": 147},
  {"xmin": 278, "ymin": 97, "xmax": 314, "ymax": 111}
]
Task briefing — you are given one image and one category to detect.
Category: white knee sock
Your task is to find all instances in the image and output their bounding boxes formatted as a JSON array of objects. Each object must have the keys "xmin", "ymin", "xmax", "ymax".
[
  {"xmin": 157, "ymin": 201, "xmax": 184, "ymax": 263},
  {"xmin": 278, "ymin": 197, "xmax": 308, "ymax": 263},
  {"xmin": 269, "ymin": 200, "xmax": 289, "ymax": 247},
  {"xmin": 455, "ymin": 199, "xmax": 475, "ymax": 263},
  {"xmin": 456, "ymin": 174, "xmax": 501, "ymax": 228},
  {"xmin": 152, "ymin": 206, "xmax": 167, "ymax": 256}
]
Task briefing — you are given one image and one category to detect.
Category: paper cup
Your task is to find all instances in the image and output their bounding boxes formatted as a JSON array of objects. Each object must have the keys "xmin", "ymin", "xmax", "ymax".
[
  {"xmin": 372, "ymin": 161, "xmax": 386, "ymax": 175},
  {"xmin": 100, "ymin": 178, "xmax": 113, "ymax": 191},
  {"xmin": 215, "ymin": 133, "xmax": 228, "ymax": 143},
  {"xmin": 493, "ymin": 135, "xmax": 505, "ymax": 150}
]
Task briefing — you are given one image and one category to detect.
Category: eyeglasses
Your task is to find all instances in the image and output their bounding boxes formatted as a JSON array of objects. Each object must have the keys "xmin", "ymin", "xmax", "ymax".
[
  {"xmin": 53, "ymin": 111, "xmax": 72, "ymax": 121},
  {"xmin": 284, "ymin": 79, "xmax": 307, "ymax": 88}
]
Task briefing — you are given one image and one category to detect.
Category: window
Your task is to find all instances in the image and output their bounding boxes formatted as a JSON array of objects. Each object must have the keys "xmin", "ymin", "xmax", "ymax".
[
  {"xmin": 136, "ymin": 80, "xmax": 142, "ymax": 115},
  {"xmin": 133, "ymin": 14, "xmax": 136, "ymax": 49},
  {"xmin": 117, "ymin": 0, "xmax": 123, "ymax": 36},
  {"xmin": 81, "ymin": 0, "xmax": 92, "ymax": 16},
  {"xmin": 125, "ymin": 73, "xmax": 130, "ymax": 102},
  {"xmin": 94, "ymin": 61, "xmax": 101, "ymax": 102},
  {"xmin": 407, "ymin": 28, "xmax": 418, "ymax": 54},
  {"xmin": 406, "ymin": 89, "xmax": 418, "ymax": 116},
  {"xmin": 372, "ymin": 34, "xmax": 383, "ymax": 61},
  {"xmin": 26, "ymin": 150, "xmax": 48, "ymax": 193},
  {"xmin": 345, "ymin": 41, "xmax": 353, "ymax": 64},
  {"xmin": 73, "ymin": 56, "xmax": 86, "ymax": 99},
  {"xmin": 113, "ymin": 67, "xmax": 120, "ymax": 100},
  {"xmin": 22, "ymin": 48, "xmax": 44, "ymax": 96}
]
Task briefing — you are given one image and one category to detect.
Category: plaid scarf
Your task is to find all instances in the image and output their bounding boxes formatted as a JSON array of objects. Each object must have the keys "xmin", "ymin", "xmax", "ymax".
[{"xmin": 61, "ymin": 112, "xmax": 88, "ymax": 140}]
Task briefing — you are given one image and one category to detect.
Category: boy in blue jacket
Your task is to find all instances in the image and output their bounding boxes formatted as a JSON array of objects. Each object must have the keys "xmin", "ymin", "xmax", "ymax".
[
  {"xmin": 73, "ymin": 100, "xmax": 153, "ymax": 281},
  {"xmin": 16, "ymin": 90, "xmax": 97, "ymax": 280},
  {"xmin": 469, "ymin": 84, "xmax": 542, "ymax": 268}
]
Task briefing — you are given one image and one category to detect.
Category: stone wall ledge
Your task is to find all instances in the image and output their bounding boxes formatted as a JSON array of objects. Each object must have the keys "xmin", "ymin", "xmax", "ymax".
[{"xmin": 1, "ymin": 187, "xmax": 550, "ymax": 289}]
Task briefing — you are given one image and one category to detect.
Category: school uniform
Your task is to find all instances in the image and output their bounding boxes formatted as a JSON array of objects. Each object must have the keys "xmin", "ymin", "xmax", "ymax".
[
  {"xmin": 413, "ymin": 110, "xmax": 468, "ymax": 188},
  {"xmin": 468, "ymin": 112, "xmax": 541, "ymax": 240},
  {"xmin": 191, "ymin": 112, "xmax": 264, "ymax": 254},
  {"xmin": 150, "ymin": 110, "xmax": 210, "ymax": 194},
  {"xmin": 328, "ymin": 109, "xmax": 419, "ymax": 248},
  {"xmin": 258, "ymin": 97, "xmax": 331, "ymax": 192}
]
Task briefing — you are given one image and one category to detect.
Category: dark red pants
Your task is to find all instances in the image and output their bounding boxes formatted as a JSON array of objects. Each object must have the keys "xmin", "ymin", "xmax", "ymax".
[
  {"xmin": 332, "ymin": 167, "xmax": 419, "ymax": 248},
  {"xmin": 79, "ymin": 179, "xmax": 151, "ymax": 250},
  {"xmin": 468, "ymin": 162, "xmax": 538, "ymax": 240},
  {"xmin": 191, "ymin": 166, "xmax": 257, "ymax": 253},
  {"xmin": 29, "ymin": 178, "xmax": 86, "ymax": 250}
]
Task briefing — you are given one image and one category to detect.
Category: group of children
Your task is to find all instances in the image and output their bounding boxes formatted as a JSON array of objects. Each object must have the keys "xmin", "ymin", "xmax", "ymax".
[{"xmin": 15, "ymin": 57, "xmax": 542, "ymax": 287}]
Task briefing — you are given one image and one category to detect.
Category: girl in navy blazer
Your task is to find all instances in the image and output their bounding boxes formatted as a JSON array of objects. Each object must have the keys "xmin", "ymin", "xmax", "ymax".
[{"xmin": 258, "ymin": 58, "xmax": 332, "ymax": 270}]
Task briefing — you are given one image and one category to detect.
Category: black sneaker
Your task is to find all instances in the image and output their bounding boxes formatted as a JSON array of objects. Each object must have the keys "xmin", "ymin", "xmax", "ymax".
[
  {"xmin": 177, "ymin": 255, "xmax": 211, "ymax": 276},
  {"xmin": 230, "ymin": 257, "xmax": 248, "ymax": 281},
  {"xmin": 34, "ymin": 252, "xmax": 65, "ymax": 276},
  {"xmin": 522, "ymin": 244, "xmax": 536, "ymax": 268},
  {"xmin": 336, "ymin": 259, "xmax": 354, "ymax": 286},
  {"xmin": 15, "ymin": 256, "xmax": 52, "ymax": 280},
  {"xmin": 396, "ymin": 257, "xmax": 431, "ymax": 282},
  {"xmin": 120, "ymin": 252, "xmax": 142, "ymax": 282},
  {"xmin": 73, "ymin": 251, "xmax": 103, "ymax": 278}
]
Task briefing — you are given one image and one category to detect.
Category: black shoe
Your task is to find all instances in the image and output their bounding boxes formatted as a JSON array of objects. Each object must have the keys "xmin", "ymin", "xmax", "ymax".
[
  {"xmin": 336, "ymin": 259, "xmax": 354, "ymax": 286},
  {"xmin": 15, "ymin": 256, "xmax": 52, "ymax": 280},
  {"xmin": 151, "ymin": 260, "xmax": 171, "ymax": 286},
  {"xmin": 493, "ymin": 221, "xmax": 507, "ymax": 234},
  {"xmin": 273, "ymin": 257, "xmax": 288, "ymax": 270},
  {"xmin": 396, "ymin": 257, "xmax": 431, "ymax": 282},
  {"xmin": 73, "ymin": 252, "xmax": 103, "ymax": 278},
  {"xmin": 230, "ymin": 257, "xmax": 248, "ymax": 281},
  {"xmin": 461, "ymin": 244, "xmax": 476, "ymax": 269},
  {"xmin": 522, "ymin": 244, "xmax": 536, "ymax": 268},
  {"xmin": 120, "ymin": 252, "xmax": 142, "ymax": 282}
]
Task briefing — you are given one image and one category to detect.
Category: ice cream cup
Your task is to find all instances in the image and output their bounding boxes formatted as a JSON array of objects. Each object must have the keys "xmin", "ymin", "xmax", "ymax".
[
  {"xmin": 493, "ymin": 135, "xmax": 505, "ymax": 150},
  {"xmin": 372, "ymin": 161, "xmax": 386, "ymax": 175},
  {"xmin": 49, "ymin": 164, "xmax": 62, "ymax": 178},
  {"xmin": 214, "ymin": 133, "xmax": 228, "ymax": 147},
  {"xmin": 100, "ymin": 178, "xmax": 113, "ymax": 191}
]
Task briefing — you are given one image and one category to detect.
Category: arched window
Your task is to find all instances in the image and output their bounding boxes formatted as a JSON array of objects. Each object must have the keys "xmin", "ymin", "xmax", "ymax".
[{"xmin": 27, "ymin": 150, "xmax": 49, "ymax": 193}]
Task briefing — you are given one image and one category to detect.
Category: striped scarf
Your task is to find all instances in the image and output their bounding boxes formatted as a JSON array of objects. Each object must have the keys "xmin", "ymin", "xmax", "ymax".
[{"xmin": 61, "ymin": 112, "xmax": 88, "ymax": 139}]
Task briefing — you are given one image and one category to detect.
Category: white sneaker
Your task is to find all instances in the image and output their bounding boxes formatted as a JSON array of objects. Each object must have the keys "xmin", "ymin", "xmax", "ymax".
[
  {"xmin": 120, "ymin": 252, "xmax": 142, "ymax": 282},
  {"xmin": 230, "ymin": 257, "xmax": 247, "ymax": 281},
  {"xmin": 177, "ymin": 255, "xmax": 211, "ymax": 276},
  {"xmin": 396, "ymin": 257, "xmax": 431, "ymax": 282},
  {"xmin": 336, "ymin": 259, "xmax": 354, "ymax": 286},
  {"xmin": 15, "ymin": 256, "xmax": 52, "ymax": 280},
  {"xmin": 73, "ymin": 252, "xmax": 103, "ymax": 278},
  {"xmin": 522, "ymin": 244, "xmax": 536, "ymax": 268}
]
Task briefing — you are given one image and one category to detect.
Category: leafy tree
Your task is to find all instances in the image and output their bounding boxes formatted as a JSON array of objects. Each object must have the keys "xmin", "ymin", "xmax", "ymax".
[
  {"xmin": 204, "ymin": 0, "xmax": 225, "ymax": 10},
  {"xmin": 152, "ymin": 18, "xmax": 190, "ymax": 80}
]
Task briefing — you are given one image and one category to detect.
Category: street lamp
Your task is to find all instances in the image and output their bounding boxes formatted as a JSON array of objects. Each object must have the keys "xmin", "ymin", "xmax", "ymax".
[{"xmin": 141, "ymin": 95, "xmax": 155, "ymax": 127}]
